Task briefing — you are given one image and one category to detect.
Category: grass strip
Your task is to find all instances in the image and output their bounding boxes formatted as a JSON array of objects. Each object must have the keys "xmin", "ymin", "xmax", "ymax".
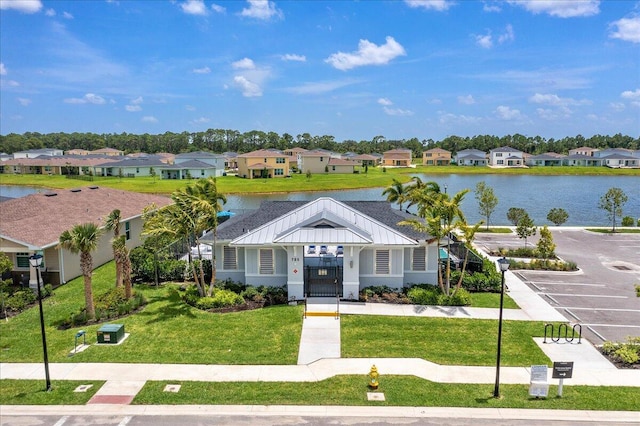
[
  {"xmin": 341, "ymin": 315, "xmax": 552, "ymax": 366},
  {"xmin": 131, "ymin": 376, "xmax": 639, "ymax": 411},
  {"xmin": 0, "ymin": 380, "xmax": 104, "ymax": 405},
  {"xmin": 468, "ymin": 292, "xmax": 518, "ymax": 309}
]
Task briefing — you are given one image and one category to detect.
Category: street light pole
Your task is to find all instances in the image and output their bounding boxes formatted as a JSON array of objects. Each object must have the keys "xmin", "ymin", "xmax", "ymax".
[
  {"xmin": 493, "ymin": 256, "xmax": 510, "ymax": 398},
  {"xmin": 29, "ymin": 254, "xmax": 51, "ymax": 392}
]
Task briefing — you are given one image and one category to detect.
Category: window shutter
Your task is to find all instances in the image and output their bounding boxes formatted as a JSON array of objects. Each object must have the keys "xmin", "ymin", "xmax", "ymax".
[
  {"xmin": 375, "ymin": 249, "xmax": 390, "ymax": 274},
  {"xmin": 259, "ymin": 249, "xmax": 274, "ymax": 274},
  {"xmin": 223, "ymin": 246, "xmax": 237, "ymax": 270},
  {"xmin": 412, "ymin": 247, "xmax": 426, "ymax": 271}
]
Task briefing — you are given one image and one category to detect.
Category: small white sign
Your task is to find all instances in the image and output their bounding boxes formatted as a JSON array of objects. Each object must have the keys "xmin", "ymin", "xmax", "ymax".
[{"xmin": 529, "ymin": 382, "xmax": 549, "ymax": 398}]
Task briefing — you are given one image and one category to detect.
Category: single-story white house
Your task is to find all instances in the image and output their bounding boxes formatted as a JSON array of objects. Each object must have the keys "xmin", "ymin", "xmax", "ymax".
[
  {"xmin": 204, "ymin": 197, "xmax": 439, "ymax": 300},
  {"xmin": 0, "ymin": 187, "xmax": 171, "ymax": 288}
]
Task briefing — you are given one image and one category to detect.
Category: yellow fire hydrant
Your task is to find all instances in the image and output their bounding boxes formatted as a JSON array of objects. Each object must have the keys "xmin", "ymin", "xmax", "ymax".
[{"xmin": 369, "ymin": 365, "xmax": 379, "ymax": 390}]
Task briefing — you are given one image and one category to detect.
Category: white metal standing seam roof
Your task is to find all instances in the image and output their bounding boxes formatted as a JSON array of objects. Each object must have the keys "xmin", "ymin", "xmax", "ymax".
[{"xmin": 230, "ymin": 197, "xmax": 419, "ymax": 246}]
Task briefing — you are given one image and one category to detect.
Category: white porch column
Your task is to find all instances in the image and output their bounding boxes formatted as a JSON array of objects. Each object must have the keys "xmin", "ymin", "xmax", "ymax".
[
  {"xmin": 342, "ymin": 246, "xmax": 360, "ymax": 300},
  {"xmin": 286, "ymin": 246, "xmax": 304, "ymax": 301}
]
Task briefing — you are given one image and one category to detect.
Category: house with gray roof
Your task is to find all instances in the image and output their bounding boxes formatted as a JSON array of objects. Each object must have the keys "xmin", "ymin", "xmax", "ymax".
[
  {"xmin": 454, "ymin": 149, "xmax": 487, "ymax": 166},
  {"xmin": 203, "ymin": 197, "xmax": 438, "ymax": 301},
  {"xmin": 489, "ymin": 146, "xmax": 524, "ymax": 167},
  {"xmin": 526, "ymin": 152, "xmax": 565, "ymax": 167}
]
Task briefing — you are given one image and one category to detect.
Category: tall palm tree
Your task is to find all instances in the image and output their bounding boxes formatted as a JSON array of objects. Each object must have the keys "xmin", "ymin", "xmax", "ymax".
[
  {"xmin": 104, "ymin": 209, "xmax": 122, "ymax": 288},
  {"xmin": 454, "ymin": 220, "xmax": 483, "ymax": 293},
  {"xmin": 112, "ymin": 235, "xmax": 133, "ymax": 299},
  {"xmin": 382, "ymin": 178, "xmax": 407, "ymax": 210},
  {"xmin": 59, "ymin": 223, "xmax": 103, "ymax": 320}
]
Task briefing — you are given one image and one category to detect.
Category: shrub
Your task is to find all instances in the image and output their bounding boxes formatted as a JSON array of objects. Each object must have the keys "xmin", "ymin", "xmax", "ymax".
[
  {"xmin": 192, "ymin": 289, "xmax": 244, "ymax": 310},
  {"xmin": 407, "ymin": 286, "xmax": 439, "ymax": 305},
  {"xmin": 406, "ymin": 285, "xmax": 471, "ymax": 306},
  {"xmin": 5, "ymin": 290, "xmax": 36, "ymax": 311},
  {"xmin": 55, "ymin": 288, "xmax": 145, "ymax": 328},
  {"xmin": 601, "ymin": 336, "xmax": 640, "ymax": 366},
  {"xmin": 621, "ymin": 216, "xmax": 634, "ymax": 227}
]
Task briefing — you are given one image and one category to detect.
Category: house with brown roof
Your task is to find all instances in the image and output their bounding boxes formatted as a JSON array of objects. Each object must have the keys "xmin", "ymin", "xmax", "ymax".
[
  {"xmin": 382, "ymin": 149, "xmax": 412, "ymax": 167},
  {"xmin": 422, "ymin": 148, "xmax": 451, "ymax": 166},
  {"xmin": 236, "ymin": 149, "xmax": 290, "ymax": 179},
  {"xmin": 352, "ymin": 154, "xmax": 379, "ymax": 167},
  {"xmin": 90, "ymin": 147, "xmax": 124, "ymax": 156},
  {"xmin": 298, "ymin": 150, "xmax": 359, "ymax": 174},
  {"xmin": 0, "ymin": 187, "xmax": 171, "ymax": 288}
]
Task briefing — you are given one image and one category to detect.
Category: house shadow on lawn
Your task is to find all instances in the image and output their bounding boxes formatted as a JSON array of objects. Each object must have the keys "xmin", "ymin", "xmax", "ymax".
[{"xmin": 137, "ymin": 286, "xmax": 197, "ymax": 324}]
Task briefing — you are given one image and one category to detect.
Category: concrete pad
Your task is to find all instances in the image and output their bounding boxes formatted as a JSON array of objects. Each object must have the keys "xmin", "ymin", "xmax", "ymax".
[
  {"xmin": 367, "ymin": 392, "xmax": 385, "ymax": 401},
  {"xmin": 297, "ymin": 316, "xmax": 341, "ymax": 365}
]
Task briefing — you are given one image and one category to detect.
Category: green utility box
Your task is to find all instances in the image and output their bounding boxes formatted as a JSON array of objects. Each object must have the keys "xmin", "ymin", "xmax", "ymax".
[{"xmin": 97, "ymin": 324, "xmax": 125, "ymax": 344}]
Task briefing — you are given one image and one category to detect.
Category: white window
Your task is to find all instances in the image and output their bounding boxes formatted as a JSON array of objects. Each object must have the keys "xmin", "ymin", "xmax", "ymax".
[
  {"xmin": 223, "ymin": 246, "xmax": 237, "ymax": 270},
  {"xmin": 259, "ymin": 249, "xmax": 274, "ymax": 274},
  {"xmin": 125, "ymin": 222, "xmax": 131, "ymax": 240},
  {"xmin": 412, "ymin": 247, "xmax": 426, "ymax": 271},
  {"xmin": 375, "ymin": 249, "xmax": 390, "ymax": 274}
]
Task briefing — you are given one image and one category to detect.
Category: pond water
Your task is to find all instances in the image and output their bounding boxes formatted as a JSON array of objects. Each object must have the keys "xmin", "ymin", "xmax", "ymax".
[{"xmin": 2, "ymin": 174, "xmax": 638, "ymax": 226}]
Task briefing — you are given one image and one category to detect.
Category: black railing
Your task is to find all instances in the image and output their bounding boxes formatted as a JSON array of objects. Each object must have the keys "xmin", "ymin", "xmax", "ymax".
[{"xmin": 543, "ymin": 323, "xmax": 582, "ymax": 344}]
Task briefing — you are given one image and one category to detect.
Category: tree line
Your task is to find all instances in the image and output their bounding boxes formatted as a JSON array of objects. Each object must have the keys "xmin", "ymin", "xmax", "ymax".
[{"xmin": 0, "ymin": 130, "xmax": 637, "ymax": 158}]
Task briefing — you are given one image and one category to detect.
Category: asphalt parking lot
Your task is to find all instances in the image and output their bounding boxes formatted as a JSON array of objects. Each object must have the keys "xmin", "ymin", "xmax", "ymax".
[{"xmin": 474, "ymin": 228, "xmax": 640, "ymax": 344}]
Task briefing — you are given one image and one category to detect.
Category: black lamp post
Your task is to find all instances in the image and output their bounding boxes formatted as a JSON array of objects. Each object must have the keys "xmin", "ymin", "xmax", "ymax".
[
  {"xmin": 493, "ymin": 256, "xmax": 510, "ymax": 398},
  {"xmin": 29, "ymin": 254, "xmax": 51, "ymax": 392}
]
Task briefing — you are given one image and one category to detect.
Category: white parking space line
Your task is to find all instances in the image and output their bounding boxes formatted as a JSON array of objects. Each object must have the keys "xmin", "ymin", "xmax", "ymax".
[
  {"xmin": 118, "ymin": 416, "xmax": 133, "ymax": 426},
  {"xmin": 559, "ymin": 307, "xmax": 640, "ymax": 313},
  {"xmin": 53, "ymin": 416, "xmax": 69, "ymax": 426},
  {"xmin": 544, "ymin": 293, "xmax": 628, "ymax": 299},
  {"xmin": 529, "ymin": 282, "xmax": 606, "ymax": 287},
  {"xmin": 586, "ymin": 326, "xmax": 607, "ymax": 342},
  {"xmin": 582, "ymin": 324, "xmax": 640, "ymax": 328}
]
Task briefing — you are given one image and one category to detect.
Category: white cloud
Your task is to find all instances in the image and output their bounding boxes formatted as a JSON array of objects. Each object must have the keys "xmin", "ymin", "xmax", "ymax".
[
  {"xmin": 622, "ymin": 88, "xmax": 640, "ymax": 106},
  {"xmin": 281, "ymin": 54, "xmax": 306, "ymax": 62},
  {"xmin": 45, "ymin": 8, "xmax": 54, "ymax": 16},
  {"xmin": 325, "ymin": 36, "xmax": 406, "ymax": 71},
  {"xmin": 191, "ymin": 117, "xmax": 210, "ymax": 124},
  {"xmin": 535, "ymin": 106, "xmax": 572, "ymax": 120},
  {"xmin": 185, "ymin": 105, "xmax": 196, "ymax": 111},
  {"xmin": 458, "ymin": 95, "xmax": 476, "ymax": 105},
  {"xmin": 529, "ymin": 93, "xmax": 591, "ymax": 106},
  {"xmin": 0, "ymin": 63, "xmax": 6, "ymax": 75},
  {"xmin": 404, "ymin": 0, "xmax": 453, "ymax": 12},
  {"xmin": 609, "ymin": 102, "xmax": 625, "ymax": 112},
  {"xmin": 428, "ymin": 98, "xmax": 442, "ymax": 104},
  {"xmin": 64, "ymin": 93, "xmax": 106, "ymax": 105},
  {"xmin": 193, "ymin": 66, "xmax": 211, "ymax": 74},
  {"xmin": 142, "ymin": 116, "xmax": 158, "ymax": 123},
  {"xmin": 495, "ymin": 105, "xmax": 523, "ymax": 120},
  {"xmin": 0, "ymin": 0, "xmax": 43, "ymax": 13},
  {"xmin": 125, "ymin": 105, "xmax": 142, "ymax": 112},
  {"xmin": 131, "ymin": 96, "xmax": 143, "ymax": 105},
  {"xmin": 17, "ymin": 98, "xmax": 31, "ymax": 106},
  {"xmin": 232, "ymin": 58, "xmax": 256, "ymax": 70},
  {"xmin": 438, "ymin": 112, "xmax": 482, "ymax": 124},
  {"xmin": 383, "ymin": 106, "xmax": 414, "ymax": 116},
  {"xmin": 240, "ymin": 0, "xmax": 283, "ymax": 20},
  {"xmin": 284, "ymin": 79, "xmax": 357, "ymax": 95},
  {"xmin": 475, "ymin": 33, "xmax": 493, "ymax": 49},
  {"xmin": 609, "ymin": 17, "xmax": 640, "ymax": 43},
  {"xmin": 62, "ymin": 11, "xmax": 73, "ymax": 19},
  {"xmin": 507, "ymin": 0, "xmax": 599, "ymax": 18},
  {"xmin": 378, "ymin": 98, "xmax": 393, "ymax": 106},
  {"xmin": 498, "ymin": 24, "xmax": 514, "ymax": 43},
  {"xmin": 211, "ymin": 3, "xmax": 226, "ymax": 13},
  {"xmin": 181, "ymin": 0, "xmax": 207, "ymax": 15},
  {"xmin": 483, "ymin": 2, "xmax": 501, "ymax": 12},
  {"xmin": 234, "ymin": 75, "xmax": 262, "ymax": 97}
]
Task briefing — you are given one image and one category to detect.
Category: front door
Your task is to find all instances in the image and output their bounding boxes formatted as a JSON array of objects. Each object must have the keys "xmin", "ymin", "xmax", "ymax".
[{"xmin": 304, "ymin": 265, "xmax": 343, "ymax": 297}]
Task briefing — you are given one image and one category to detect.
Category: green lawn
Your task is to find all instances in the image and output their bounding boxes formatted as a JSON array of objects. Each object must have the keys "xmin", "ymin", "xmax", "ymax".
[
  {"xmin": 2, "ymin": 164, "xmax": 635, "ymax": 196},
  {"xmin": 130, "ymin": 377, "xmax": 640, "ymax": 411},
  {"xmin": 0, "ymin": 380, "xmax": 104, "ymax": 405},
  {"xmin": 469, "ymin": 292, "xmax": 518, "ymax": 309}
]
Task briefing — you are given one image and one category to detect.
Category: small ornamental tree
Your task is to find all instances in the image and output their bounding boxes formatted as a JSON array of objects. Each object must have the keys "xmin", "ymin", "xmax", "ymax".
[
  {"xmin": 547, "ymin": 208, "xmax": 569, "ymax": 226},
  {"xmin": 536, "ymin": 226, "xmax": 556, "ymax": 260},
  {"xmin": 507, "ymin": 207, "xmax": 527, "ymax": 226},
  {"xmin": 599, "ymin": 187, "xmax": 628, "ymax": 232},
  {"xmin": 515, "ymin": 212, "xmax": 536, "ymax": 247},
  {"xmin": 475, "ymin": 181, "xmax": 498, "ymax": 230}
]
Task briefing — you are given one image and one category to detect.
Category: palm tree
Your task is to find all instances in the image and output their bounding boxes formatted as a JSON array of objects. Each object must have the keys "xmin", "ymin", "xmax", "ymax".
[
  {"xmin": 454, "ymin": 221, "xmax": 483, "ymax": 293},
  {"xmin": 59, "ymin": 223, "xmax": 103, "ymax": 320},
  {"xmin": 382, "ymin": 178, "xmax": 407, "ymax": 211},
  {"xmin": 104, "ymin": 209, "xmax": 122, "ymax": 288},
  {"xmin": 113, "ymin": 235, "xmax": 132, "ymax": 299}
]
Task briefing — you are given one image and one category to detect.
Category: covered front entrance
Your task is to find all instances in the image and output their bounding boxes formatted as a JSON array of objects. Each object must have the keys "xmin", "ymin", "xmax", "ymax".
[
  {"xmin": 304, "ymin": 265, "xmax": 343, "ymax": 297},
  {"xmin": 303, "ymin": 244, "xmax": 344, "ymax": 297}
]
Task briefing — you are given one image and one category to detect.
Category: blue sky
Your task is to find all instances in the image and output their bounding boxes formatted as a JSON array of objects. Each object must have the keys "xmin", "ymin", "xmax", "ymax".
[{"xmin": 1, "ymin": 0, "xmax": 639, "ymax": 142}]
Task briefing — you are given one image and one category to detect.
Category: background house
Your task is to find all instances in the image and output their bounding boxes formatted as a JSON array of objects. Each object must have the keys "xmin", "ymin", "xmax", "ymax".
[
  {"xmin": 0, "ymin": 187, "xmax": 171, "ymax": 287},
  {"xmin": 423, "ymin": 148, "xmax": 451, "ymax": 166},
  {"xmin": 236, "ymin": 149, "xmax": 290, "ymax": 179},
  {"xmin": 382, "ymin": 149, "xmax": 412, "ymax": 167},
  {"xmin": 454, "ymin": 149, "xmax": 487, "ymax": 166},
  {"xmin": 489, "ymin": 146, "xmax": 524, "ymax": 167}
]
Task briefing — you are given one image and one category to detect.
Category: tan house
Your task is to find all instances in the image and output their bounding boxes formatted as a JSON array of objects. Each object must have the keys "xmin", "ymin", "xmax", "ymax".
[
  {"xmin": 236, "ymin": 149, "xmax": 290, "ymax": 179},
  {"xmin": 0, "ymin": 187, "xmax": 171, "ymax": 287},
  {"xmin": 352, "ymin": 154, "xmax": 379, "ymax": 167},
  {"xmin": 569, "ymin": 146, "xmax": 599, "ymax": 157},
  {"xmin": 90, "ymin": 147, "xmax": 124, "ymax": 156},
  {"xmin": 382, "ymin": 149, "xmax": 412, "ymax": 167},
  {"xmin": 0, "ymin": 156, "xmax": 120, "ymax": 176},
  {"xmin": 300, "ymin": 151, "xmax": 360, "ymax": 174},
  {"xmin": 66, "ymin": 149, "xmax": 91, "ymax": 155},
  {"xmin": 422, "ymin": 148, "xmax": 451, "ymax": 166}
]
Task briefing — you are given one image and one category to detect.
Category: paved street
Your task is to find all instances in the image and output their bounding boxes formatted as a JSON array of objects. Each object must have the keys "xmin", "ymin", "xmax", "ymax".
[{"xmin": 475, "ymin": 228, "xmax": 640, "ymax": 343}]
